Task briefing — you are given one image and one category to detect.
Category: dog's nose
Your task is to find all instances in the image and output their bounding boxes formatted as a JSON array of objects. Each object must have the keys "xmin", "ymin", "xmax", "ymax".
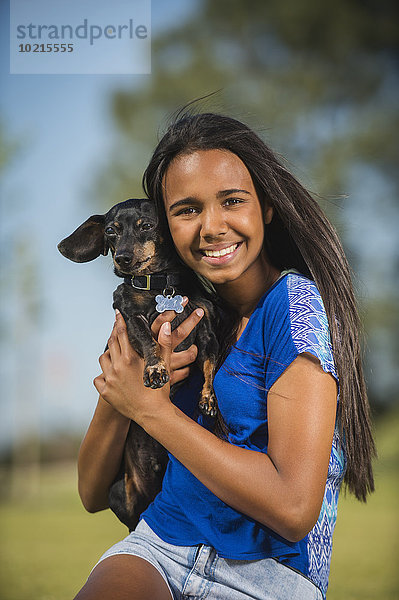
[{"xmin": 115, "ymin": 254, "xmax": 133, "ymax": 268}]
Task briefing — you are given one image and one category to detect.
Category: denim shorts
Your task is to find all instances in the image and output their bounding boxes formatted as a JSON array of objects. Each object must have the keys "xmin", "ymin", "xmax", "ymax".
[{"xmin": 94, "ymin": 519, "xmax": 322, "ymax": 600}]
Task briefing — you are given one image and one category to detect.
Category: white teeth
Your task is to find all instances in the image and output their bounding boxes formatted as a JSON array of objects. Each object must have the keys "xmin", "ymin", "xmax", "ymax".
[{"xmin": 203, "ymin": 243, "xmax": 238, "ymax": 258}]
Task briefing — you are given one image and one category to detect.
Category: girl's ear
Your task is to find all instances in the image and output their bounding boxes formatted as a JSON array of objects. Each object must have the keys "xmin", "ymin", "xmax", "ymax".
[
  {"xmin": 58, "ymin": 215, "xmax": 108, "ymax": 262},
  {"xmin": 263, "ymin": 205, "xmax": 274, "ymax": 225}
]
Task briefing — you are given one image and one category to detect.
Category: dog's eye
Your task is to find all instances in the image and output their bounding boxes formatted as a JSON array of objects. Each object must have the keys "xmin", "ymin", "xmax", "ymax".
[
  {"xmin": 105, "ymin": 227, "xmax": 117, "ymax": 236},
  {"xmin": 140, "ymin": 223, "xmax": 153, "ymax": 231}
]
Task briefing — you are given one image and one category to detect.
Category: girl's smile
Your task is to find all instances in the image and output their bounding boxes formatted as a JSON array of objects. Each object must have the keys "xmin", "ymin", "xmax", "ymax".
[
  {"xmin": 162, "ymin": 149, "xmax": 278, "ymax": 312},
  {"xmin": 200, "ymin": 241, "xmax": 242, "ymax": 264}
]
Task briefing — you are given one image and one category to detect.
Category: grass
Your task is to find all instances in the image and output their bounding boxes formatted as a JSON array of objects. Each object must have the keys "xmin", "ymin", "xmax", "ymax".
[
  {"xmin": 0, "ymin": 465, "xmax": 126, "ymax": 600},
  {"xmin": 0, "ymin": 409, "xmax": 398, "ymax": 600},
  {"xmin": 327, "ymin": 409, "xmax": 399, "ymax": 599}
]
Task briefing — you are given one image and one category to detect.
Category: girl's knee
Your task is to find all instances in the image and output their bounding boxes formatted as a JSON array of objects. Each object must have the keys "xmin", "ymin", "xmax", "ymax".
[{"xmin": 73, "ymin": 554, "xmax": 173, "ymax": 600}]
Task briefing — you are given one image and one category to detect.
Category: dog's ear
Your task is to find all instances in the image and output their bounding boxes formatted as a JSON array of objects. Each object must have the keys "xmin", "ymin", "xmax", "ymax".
[{"xmin": 58, "ymin": 215, "xmax": 108, "ymax": 262}]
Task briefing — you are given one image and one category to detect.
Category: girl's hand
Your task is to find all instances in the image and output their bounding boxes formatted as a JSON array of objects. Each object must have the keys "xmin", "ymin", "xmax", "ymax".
[
  {"xmin": 93, "ymin": 303, "xmax": 204, "ymax": 423},
  {"xmin": 93, "ymin": 312, "xmax": 173, "ymax": 424},
  {"xmin": 151, "ymin": 297, "xmax": 204, "ymax": 385}
]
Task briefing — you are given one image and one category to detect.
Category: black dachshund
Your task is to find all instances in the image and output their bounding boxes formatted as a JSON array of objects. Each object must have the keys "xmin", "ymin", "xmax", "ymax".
[{"xmin": 58, "ymin": 198, "xmax": 221, "ymax": 530}]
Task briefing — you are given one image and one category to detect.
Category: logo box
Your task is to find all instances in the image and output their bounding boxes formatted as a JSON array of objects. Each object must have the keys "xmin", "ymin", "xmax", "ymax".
[{"xmin": 10, "ymin": 0, "xmax": 151, "ymax": 75}]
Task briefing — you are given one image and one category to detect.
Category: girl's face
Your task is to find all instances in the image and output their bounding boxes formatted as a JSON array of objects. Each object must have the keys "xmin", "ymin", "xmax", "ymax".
[{"xmin": 162, "ymin": 149, "xmax": 273, "ymax": 289}]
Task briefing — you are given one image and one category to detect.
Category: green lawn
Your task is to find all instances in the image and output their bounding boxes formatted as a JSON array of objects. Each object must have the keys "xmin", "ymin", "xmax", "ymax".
[
  {"xmin": 328, "ymin": 409, "xmax": 399, "ymax": 599},
  {"xmin": 1, "ymin": 410, "xmax": 398, "ymax": 600}
]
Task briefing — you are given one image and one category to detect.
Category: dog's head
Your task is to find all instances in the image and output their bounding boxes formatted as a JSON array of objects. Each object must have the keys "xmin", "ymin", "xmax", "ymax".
[{"xmin": 58, "ymin": 198, "xmax": 173, "ymax": 277}]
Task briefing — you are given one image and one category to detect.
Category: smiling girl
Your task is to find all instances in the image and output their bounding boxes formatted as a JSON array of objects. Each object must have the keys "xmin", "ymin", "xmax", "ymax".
[{"xmin": 74, "ymin": 112, "xmax": 375, "ymax": 600}]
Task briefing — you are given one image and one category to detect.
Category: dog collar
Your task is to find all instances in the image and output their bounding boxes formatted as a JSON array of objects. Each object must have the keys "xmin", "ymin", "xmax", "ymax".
[
  {"xmin": 124, "ymin": 273, "xmax": 184, "ymax": 314},
  {"xmin": 124, "ymin": 272, "xmax": 181, "ymax": 291}
]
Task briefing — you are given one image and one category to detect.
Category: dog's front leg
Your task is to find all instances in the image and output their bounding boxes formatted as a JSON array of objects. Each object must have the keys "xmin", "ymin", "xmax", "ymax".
[
  {"xmin": 189, "ymin": 300, "xmax": 220, "ymax": 417},
  {"xmin": 113, "ymin": 283, "xmax": 169, "ymax": 389},
  {"xmin": 113, "ymin": 284, "xmax": 170, "ymax": 389},
  {"xmin": 116, "ymin": 310, "xmax": 170, "ymax": 389},
  {"xmin": 129, "ymin": 314, "xmax": 170, "ymax": 389}
]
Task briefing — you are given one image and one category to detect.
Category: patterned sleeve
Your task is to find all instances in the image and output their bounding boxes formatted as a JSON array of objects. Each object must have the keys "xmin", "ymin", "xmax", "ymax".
[{"xmin": 286, "ymin": 275, "xmax": 338, "ymax": 382}]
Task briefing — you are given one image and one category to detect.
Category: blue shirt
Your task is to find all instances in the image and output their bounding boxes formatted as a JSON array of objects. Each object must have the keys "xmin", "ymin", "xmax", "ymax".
[{"xmin": 142, "ymin": 273, "xmax": 346, "ymax": 598}]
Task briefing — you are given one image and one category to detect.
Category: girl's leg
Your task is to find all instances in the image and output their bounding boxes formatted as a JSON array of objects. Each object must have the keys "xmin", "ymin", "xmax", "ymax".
[{"xmin": 73, "ymin": 555, "xmax": 173, "ymax": 600}]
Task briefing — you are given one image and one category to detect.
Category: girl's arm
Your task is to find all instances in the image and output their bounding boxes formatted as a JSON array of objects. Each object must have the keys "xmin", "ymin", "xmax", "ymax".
[
  {"xmin": 77, "ymin": 306, "xmax": 203, "ymax": 513},
  {"xmin": 95, "ymin": 311, "xmax": 337, "ymax": 542},
  {"xmin": 77, "ymin": 396, "xmax": 130, "ymax": 512}
]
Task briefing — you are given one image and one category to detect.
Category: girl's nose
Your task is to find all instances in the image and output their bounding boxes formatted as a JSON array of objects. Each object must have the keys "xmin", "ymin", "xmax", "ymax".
[{"xmin": 200, "ymin": 207, "xmax": 228, "ymax": 239}]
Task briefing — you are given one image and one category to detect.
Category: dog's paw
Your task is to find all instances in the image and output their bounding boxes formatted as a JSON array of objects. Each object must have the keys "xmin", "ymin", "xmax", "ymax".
[
  {"xmin": 143, "ymin": 362, "xmax": 169, "ymax": 389},
  {"xmin": 198, "ymin": 391, "xmax": 218, "ymax": 417}
]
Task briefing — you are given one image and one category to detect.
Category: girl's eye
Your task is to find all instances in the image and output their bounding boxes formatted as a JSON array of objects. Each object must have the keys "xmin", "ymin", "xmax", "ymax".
[
  {"xmin": 176, "ymin": 206, "xmax": 198, "ymax": 216},
  {"xmin": 140, "ymin": 222, "xmax": 153, "ymax": 231},
  {"xmin": 224, "ymin": 197, "xmax": 242, "ymax": 206},
  {"xmin": 105, "ymin": 227, "xmax": 117, "ymax": 236}
]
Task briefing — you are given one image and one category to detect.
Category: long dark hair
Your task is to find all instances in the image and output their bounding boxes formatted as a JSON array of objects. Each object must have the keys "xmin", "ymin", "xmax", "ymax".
[{"xmin": 143, "ymin": 110, "xmax": 376, "ymax": 502}]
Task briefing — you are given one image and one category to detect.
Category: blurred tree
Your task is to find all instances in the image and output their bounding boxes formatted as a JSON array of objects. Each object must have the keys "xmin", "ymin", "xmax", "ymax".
[
  {"xmin": 93, "ymin": 0, "xmax": 399, "ymax": 408},
  {"xmin": 94, "ymin": 0, "xmax": 398, "ymax": 204},
  {"xmin": 9, "ymin": 237, "xmax": 42, "ymax": 497},
  {"xmin": 0, "ymin": 120, "xmax": 21, "ymax": 175},
  {"xmin": 0, "ymin": 123, "xmax": 43, "ymax": 492}
]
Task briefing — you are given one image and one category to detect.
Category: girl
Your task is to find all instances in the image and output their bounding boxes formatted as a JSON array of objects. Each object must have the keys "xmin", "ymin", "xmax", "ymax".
[{"xmin": 74, "ymin": 112, "xmax": 375, "ymax": 600}]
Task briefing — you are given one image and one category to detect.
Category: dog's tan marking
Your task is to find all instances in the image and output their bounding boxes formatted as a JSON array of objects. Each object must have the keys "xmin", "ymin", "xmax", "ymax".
[
  {"xmin": 136, "ymin": 218, "xmax": 143, "ymax": 226},
  {"xmin": 124, "ymin": 453, "xmax": 144, "ymax": 513},
  {"xmin": 143, "ymin": 352, "xmax": 170, "ymax": 388},
  {"xmin": 145, "ymin": 362, "xmax": 168, "ymax": 379},
  {"xmin": 136, "ymin": 241, "xmax": 156, "ymax": 273},
  {"xmin": 199, "ymin": 358, "xmax": 218, "ymax": 416},
  {"xmin": 202, "ymin": 358, "xmax": 215, "ymax": 395},
  {"xmin": 131, "ymin": 291, "xmax": 150, "ymax": 309},
  {"xmin": 141, "ymin": 240, "xmax": 155, "ymax": 257},
  {"xmin": 154, "ymin": 341, "xmax": 163, "ymax": 359}
]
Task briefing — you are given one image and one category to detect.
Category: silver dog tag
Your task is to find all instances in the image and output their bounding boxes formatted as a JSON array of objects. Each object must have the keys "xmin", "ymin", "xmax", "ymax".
[{"xmin": 155, "ymin": 293, "xmax": 184, "ymax": 313}]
